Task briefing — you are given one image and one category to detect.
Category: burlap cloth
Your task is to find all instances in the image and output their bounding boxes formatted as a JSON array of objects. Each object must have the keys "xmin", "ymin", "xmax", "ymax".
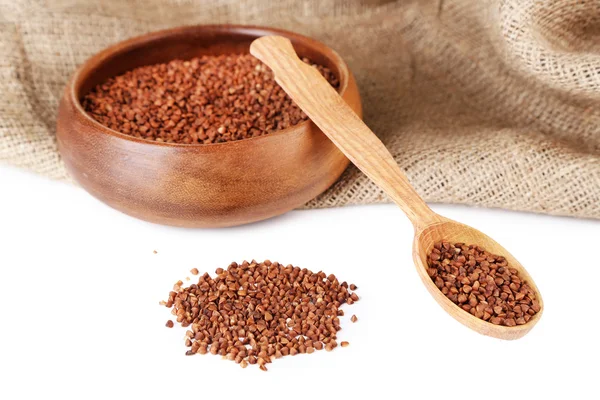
[{"xmin": 2, "ymin": 0, "xmax": 599, "ymax": 218}]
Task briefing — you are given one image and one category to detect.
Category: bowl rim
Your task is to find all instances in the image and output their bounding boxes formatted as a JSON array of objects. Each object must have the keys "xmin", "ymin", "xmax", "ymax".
[{"xmin": 69, "ymin": 24, "xmax": 351, "ymax": 148}]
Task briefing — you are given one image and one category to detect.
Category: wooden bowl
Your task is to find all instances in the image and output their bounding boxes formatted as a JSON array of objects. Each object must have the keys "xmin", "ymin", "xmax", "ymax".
[{"xmin": 56, "ymin": 25, "xmax": 361, "ymax": 227}]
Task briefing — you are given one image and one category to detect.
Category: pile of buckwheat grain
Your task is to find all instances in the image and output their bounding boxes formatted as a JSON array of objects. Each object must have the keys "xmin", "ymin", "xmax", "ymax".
[
  {"xmin": 83, "ymin": 54, "xmax": 339, "ymax": 144},
  {"xmin": 162, "ymin": 260, "xmax": 358, "ymax": 371},
  {"xmin": 427, "ymin": 242, "xmax": 540, "ymax": 327}
]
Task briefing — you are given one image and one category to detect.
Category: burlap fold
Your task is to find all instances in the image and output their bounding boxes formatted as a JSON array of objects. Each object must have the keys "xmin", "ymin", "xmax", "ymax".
[{"xmin": 1, "ymin": 0, "xmax": 599, "ymax": 218}]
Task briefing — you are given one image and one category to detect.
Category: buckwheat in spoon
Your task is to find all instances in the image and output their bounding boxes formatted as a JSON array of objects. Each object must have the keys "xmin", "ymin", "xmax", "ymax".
[{"xmin": 250, "ymin": 36, "xmax": 543, "ymax": 339}]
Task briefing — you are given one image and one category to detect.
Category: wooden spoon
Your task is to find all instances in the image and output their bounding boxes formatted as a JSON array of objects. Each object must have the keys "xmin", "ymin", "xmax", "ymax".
[{"xmin": 250, "ymin": 36, "xmax": 543, "ymax": 340}]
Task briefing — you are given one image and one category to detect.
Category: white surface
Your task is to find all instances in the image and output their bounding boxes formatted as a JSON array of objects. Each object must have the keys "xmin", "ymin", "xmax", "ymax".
[{"xmin": 0, "ymin": 165, "xmax": 598, "ymax": 400}]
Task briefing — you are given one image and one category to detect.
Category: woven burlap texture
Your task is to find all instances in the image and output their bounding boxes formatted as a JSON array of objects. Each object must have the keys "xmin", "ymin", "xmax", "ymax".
[{"xmin": 1, "ymin": 0, "xmax": 599, "ymax": 218}]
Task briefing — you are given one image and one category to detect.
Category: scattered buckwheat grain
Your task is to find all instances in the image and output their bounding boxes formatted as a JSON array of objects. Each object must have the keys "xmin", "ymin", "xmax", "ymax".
[{"xmin": 162, "ymin": 260, "xmax": 358, "ymax": 370}]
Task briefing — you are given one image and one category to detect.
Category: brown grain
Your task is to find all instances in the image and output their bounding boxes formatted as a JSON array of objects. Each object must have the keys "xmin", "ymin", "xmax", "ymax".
[
  {"xmin": 427, "ymin": 241, "xmax": 540, "ymax": 327},
  {"xmin": 83, "ymin": 54, "xmax": 339, "ymax": 144},
  {"xmin": 162, "ymin": 260, "xmax": 359, "ymax": 370}
]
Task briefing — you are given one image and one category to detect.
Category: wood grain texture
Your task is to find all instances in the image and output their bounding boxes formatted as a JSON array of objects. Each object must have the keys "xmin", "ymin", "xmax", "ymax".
[
  {"xmin": 251, "ymin": 35, "xmax": 543, "ymax": 339},
  {"xmin": 56, "ymin": 25, "xmax": 362, "ymax": 227}
]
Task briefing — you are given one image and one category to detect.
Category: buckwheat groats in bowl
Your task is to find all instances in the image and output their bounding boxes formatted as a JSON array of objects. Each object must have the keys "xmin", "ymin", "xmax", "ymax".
[
  {"xmin": 82, "ymin": 54, "xmax": 339, "ymax": 144},
  {"xmin": 56, "ymin": 25, "xmax": 362, "ymax": 227}
]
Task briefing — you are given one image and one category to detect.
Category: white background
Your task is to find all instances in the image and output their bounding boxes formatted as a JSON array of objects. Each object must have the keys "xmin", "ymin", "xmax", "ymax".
[{"xmin": 1, "ymin": 165, "xmax": 598, "ymax": 400}]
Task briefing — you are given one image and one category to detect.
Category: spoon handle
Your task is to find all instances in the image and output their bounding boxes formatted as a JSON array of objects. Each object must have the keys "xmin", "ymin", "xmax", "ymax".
[{"xmin": 251, "ymin": 36, "xmax": 437, "ymax": 228}]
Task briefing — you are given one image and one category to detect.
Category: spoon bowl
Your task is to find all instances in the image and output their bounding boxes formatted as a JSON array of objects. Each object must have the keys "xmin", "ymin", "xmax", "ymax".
[
  {"xmin": 413, "ymin": 216, "xmax": 543, "ymax": 339},
  {"xmin": 251, "ymin": 35, "xmax": 544, "ymax": 339}
]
